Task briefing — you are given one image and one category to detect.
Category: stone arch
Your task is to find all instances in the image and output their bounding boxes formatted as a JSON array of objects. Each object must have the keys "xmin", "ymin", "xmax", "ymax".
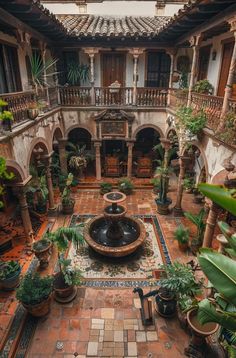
[
  {"xmin": 132, "ymin": 124, "xmax": 164, "ymax": 139},
  {"xmin": 211, "ymin": 169, "xmax": 227, "ymax": 185},
  {"xmin": 51, "ymin": 126, "xmax": 63, "ymax": 142},
  {"xmin": 6, "ymin": 159, "xmax": 27, "ymax": 183},
  {"xmin": 181, "ymin": 140, "xmax": 209, "ymax": 181},
  {"xmin": 26, "ymin": 138, "xmax": 50, "ymax": 175},
  {"xmin": 166, "ymin": 127, "xmax": 178, "ymax": 140},
  {"xmin": 66, "ymin": 125, "xmax": 94, "ymax": 139}
]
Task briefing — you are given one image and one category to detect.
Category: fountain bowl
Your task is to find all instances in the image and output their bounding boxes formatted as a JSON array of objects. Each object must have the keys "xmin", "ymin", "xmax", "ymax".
[{"xmin": 84, "ymin": 215, "xmax": 146, "ymax": 257}]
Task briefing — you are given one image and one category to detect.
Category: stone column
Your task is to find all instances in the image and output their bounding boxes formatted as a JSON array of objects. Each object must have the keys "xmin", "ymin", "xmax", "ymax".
[
  {"xmin": 187, "ymin": 34, "xmax": 202, "ymax": 106},
  {"xmin": 166, "ymin": 49, "xmax": 176, "ymax": 106},
  {"xmin": 173, "ymin": 156, "xmax": 189, "ymax": 217},
  {"xmin": 58, "ymin": 138, "xmax": 68, "ymax": 175},
  {"xmin": 39, "ymin": 41, "xmax": 50, "ymax": 105},
  {"xmin": 127, "ymin": 142, "xmax": 134, "ymax": 178},
  {"xmin": 83, "ymin": 48, "xmax": 99, "ymax": 105},
  {"xmin": 218, "ymin": 19, "xmax": 236, "ymax": 130},
  {"xmin": 14, "ymin": 186, "xmax": 33, "ymax": 244},
  {"xmin": 44, "ymin": 154, "xmax": 57, "ymax": 213},
  {"xmin": 94, "ymin": 142, "xmax": 102, "ymax": 180},
  {"xmin": 202, "ymin": 202, "xmax": 220, "ymax": 248},
  {"xmin": 129, "ymin": 48, "xmax": 145, "ymax": 105}
]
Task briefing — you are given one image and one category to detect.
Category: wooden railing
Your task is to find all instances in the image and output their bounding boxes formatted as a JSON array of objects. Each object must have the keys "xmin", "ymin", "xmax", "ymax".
[
  {"xmin": 94, "ymin": 87, "xmax": 133, "ymax": 106},
  {"xmin": 136, "ymin": 88, "xmax": 167, "ymax": 106},
  {"xmin": 0, "ymin": 91, "xmax": 36, "ymax": 124},
  {"xmin": 190, "ymin": 92, "xmax": 223, "ymax": 131},
  {"xmin": 59, "ymin": 87, "xmax": 91, "ymax": 106},
  {"xmin": 229, "ymin": 98, "xmax": 236, "ymax": 114}
]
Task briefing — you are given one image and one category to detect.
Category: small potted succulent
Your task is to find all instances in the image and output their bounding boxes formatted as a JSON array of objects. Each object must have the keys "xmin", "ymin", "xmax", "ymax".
[
  {"xmin": 100, "ymin": 182, "xmax": 112, "ymax": 195},
  {"xmin": 0, "ymin": 260, "xmax": 21, "ymax": 290},
  {"xmin": 45, "ymin": 227, "xmax": 84, "ymax": 303},
  {"xmin": 61, "ymin": 173, "xmax": 75, "ymax": 214},
  {"xmin": 118, "ymin": 178, "xmax": 134, "ymax": 195},
  {"xmin": 16, "ymin": 273, "xmax": 53, "ymax": 317},
  {"xmin": 32, "ymin": 237, "xmax": 52, "ymax": 269},
  {"xmin": 27, "ymin": 102, "xmax": 39, "ymax": 120},
  {"xmin": 174, "ymin": 224, "xmax": 190, "ymax": 252}
]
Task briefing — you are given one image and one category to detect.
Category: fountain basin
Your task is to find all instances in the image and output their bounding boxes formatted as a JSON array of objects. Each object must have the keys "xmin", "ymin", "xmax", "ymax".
[{"xmin": 84, "ymin": 215, "xmax": 146, "ymax": 257}]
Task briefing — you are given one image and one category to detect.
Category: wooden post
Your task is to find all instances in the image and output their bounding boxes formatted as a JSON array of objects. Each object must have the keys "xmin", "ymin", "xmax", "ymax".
[
  {"xmin": 218, "ymin": 19, "xmax": 236, "ymax": 130},
  {"xmin": 187, "ymin": 35, "xmax": 202, "ymax": 107}
]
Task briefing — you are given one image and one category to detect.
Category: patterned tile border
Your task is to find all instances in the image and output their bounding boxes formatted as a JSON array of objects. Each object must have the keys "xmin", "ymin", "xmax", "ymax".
[{"xmin": 70, "ymin": 214, "xmax": 172, "ymax": 288}]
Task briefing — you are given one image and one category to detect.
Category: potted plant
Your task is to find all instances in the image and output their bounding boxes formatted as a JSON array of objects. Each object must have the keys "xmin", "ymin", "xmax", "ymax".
[
  {"xmin": 184, "ymin": 209, "xmax": 206, "ymax": 254},
  {"xmin": 193, "ymin": 79, "xmax": 214, "ymax": 95},
  {"xmin": 32, "ymin": 237, "xmax": 52, "ymax": 269},
  {"xmin": 150, "ymin": 177, "xmax": 161, "ymax": 195},
  {"xmin": 67, "ymin": 143, "xmax": 91, "ymax": 179},
  {"xmin": 183, "ymin": 177, "xmax": 194, "ymax": 193},
  {"xmin": 174, "ymin": 224, "xmax": 190, "ymax": 252},
  {"xmin": 157, "ymin": 262, "xmax": 202, "ymax": 318},
  {"xmin": 67, "ymin": 62, "xmax": 90, "ymax": 85},
  {"xmin": 100, "ymin": 182, "xmax": 113, "ymax": 195},
  {"xmin": 45, "ymin": 227, "xmax": 84, "ymax": 303},
  {"xmin": 16, "ymin": 273, "xmax": 53, "ymax": 317},
  {"xmin": 0, "ymin": 260, "xmax": 21, "ymax": 290},
  {"xmin": 118, "ymin": 178, "xmax": 134, "ymax": 195},
  {"xmin": 27, "ymin": 102, "xmax": 39, "ymax": 120},
  {"xmin": 192, "ymin": 187, "xmax": 205, "ymax": 204},
  {"xmin": 176, "ymin": 106, "xmax": 207, "ymax": 138},
  {"xmin": 0, "ymin": 110, "xmax": 13, "ymax": 132},
  {"xmin": 154, "ymin": 166, "xmax": 172, "ymax": 215},
  {"xmin": 61, "ymin": 173, "xmax": 75, "ymax": 214}
]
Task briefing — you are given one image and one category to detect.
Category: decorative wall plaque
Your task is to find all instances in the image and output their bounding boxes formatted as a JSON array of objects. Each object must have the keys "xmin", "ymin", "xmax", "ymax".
[{"xmin": 101, "ymin": 121, "xmax": 126, "ymax": 136}]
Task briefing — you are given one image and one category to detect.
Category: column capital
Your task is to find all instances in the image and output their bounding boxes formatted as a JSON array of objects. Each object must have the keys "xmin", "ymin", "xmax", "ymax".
[
  {"xmin": 83, "ymin": 47, "xmax": 100, "ymax": 57},
  {"xmin": 128, "ymin": 48, "xmax": 145, "ymax": 58},
  {"xmin": 165, "ymin": 48, "xmax": 177, "ymax": 57},
  {"xmin": 189, "ymin": 34, "xmax": 202, "ymax": 48},
  {"xmin": 228, "ymin": 16, "xmax": 236, "ymax": 32},
  {"xmin": 93, "ymin": 141, "xmax": 102, "ymax": 148}
]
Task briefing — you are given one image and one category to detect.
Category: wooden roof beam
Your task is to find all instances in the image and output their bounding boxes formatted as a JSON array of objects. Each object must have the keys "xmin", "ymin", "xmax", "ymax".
[
  {"xmin": 0, "ymin": 7, "xmax": 52, "ymax": 44},
  {"xmin": 176, "ymin": 2, "xmax": 236, "ymax": 45}
]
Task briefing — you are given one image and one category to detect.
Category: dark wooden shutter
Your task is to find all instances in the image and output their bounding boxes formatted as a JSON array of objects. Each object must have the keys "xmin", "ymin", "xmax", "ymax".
[{"xmin": 217, "ymin": 41, "xmax": 234, "ymax": 97}]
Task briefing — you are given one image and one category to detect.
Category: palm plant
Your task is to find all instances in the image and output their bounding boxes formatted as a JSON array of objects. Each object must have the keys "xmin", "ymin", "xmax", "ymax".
[
  {"xmin": 67, "ymin": 142, "xmax": 94, "ymax": 174},
  {"xmin": 67, "ymin": 62, "xmax": 90, "ymax": 85},
  {"xmin": 0, "ymin": 157, "xmax": 14, "ymax": 208},
  {"xmin": 184, "ymin": 209, "xmax": 206, "ymax": 252},
  {"xmin": 153, "ymin": 143, "xmax": 177, "ymax": 167},
  {"xmin": 29, "ymin": 53, "xmax": 58, "ymax": 95}
]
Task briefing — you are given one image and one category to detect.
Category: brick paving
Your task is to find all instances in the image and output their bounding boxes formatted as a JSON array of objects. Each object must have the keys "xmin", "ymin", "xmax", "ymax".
[{"xmin": 0, "ymin": 184, "xmax": 219, "ymax": 357}]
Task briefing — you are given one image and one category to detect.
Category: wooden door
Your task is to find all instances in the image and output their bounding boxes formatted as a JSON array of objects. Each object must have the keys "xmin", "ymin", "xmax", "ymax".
[
  {"xmin": 217, "ymin": 41, "xmax": 234, "ymax": 97},
  {"xmin": 102, "ymin": 53, "xmax": 125, "ymax": 87}
]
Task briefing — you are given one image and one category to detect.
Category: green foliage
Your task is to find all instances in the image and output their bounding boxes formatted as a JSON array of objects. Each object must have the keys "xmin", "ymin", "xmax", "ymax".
[
  {"xmin": 176, "ymin": 106, "xmax": 207, "ymax": 136},
  {"xmin": 198, "ymin": 183, "xmax": 236, "ymax": 216},
  {"xmin": 154, "ymin": 166, "xmax": 173, "ymax": 203},
  {"xmin": 193, "ymin": 79, "xmax": 214, "ymax": 94},
  {"xmin": 0, "ymin": 157, "xmax": 14, "ymax": 208},
  {"xmin": 16, "ymin": 273, "xmax": 53, "ymax": 305},
  {"xmin": 59, "ymin": 258, "xmax": 82, "ymax": 286},
  {"xmin": 183, "ymin": 177, "xmax": 194, "ymax": 190},
  {"xmin": 100, "ymin": 182, "xmax": 113, "ymax": 194},
  {"xmin": 159, "ymin": 261, "xmax": 202, "ymax": 298},
  {"xmin": 0, "ymin": 260, "xmax": 20, "ymax": 280},
  {"xmin": 179, "ymin": 71, "xmax": 188, "ymax": 89},
  {"xmin": 45, "ymin": 227, "xmax": 84, "ymax": 254},
  {"xmin": 184, "ymin": 209, "xmax": 206, "ymax": 244},
  {"xmin": 67, "ymin": 62, "xmax": 90, "ymax": 85},
  {"xmin": 32, "ymin": 238, "xmax": 51, "ymax": 252},
  {"xmin": 150, "ymin": 177, "xmax": 160, "ymax": 188},
  {"xmin": 61, "ymin": 173, "xmax": 74, "ymax": 205},
  {"xmin": 0, "ymin": 99, "xmax": 8, "ymax": 108},
  {"xmin": 174, "ymin": 225, "xmax": 189, "ymax": 244},
  {"xmin": 153, "ymin": 143, "xmax": 177, "ymax": 167},
  {"xmin": 0, "ymin": 110, "xmax": 13, "ymax": 121},
  {"xmin": 29, "ymin": 53, "xmax": 58, "ymax": 91},
  {"xmin": 118, "ymin": 178, "xmax": 134, "ymax": 195}
]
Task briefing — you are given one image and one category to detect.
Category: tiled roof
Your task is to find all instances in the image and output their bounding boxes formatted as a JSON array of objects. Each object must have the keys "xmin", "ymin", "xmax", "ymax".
[{"xmin": 57, "ymin": 15, "xmax": 170, "ymax": 38}]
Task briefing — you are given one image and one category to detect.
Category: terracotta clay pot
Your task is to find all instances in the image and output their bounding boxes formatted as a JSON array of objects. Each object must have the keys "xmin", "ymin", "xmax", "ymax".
[
  {"xmin": 32, "ymin": 243, "xmax": 52, "ymax": 269},
  {"xmin": 62, "ymin": 199, "xmax": 75, "ymax": 215},
  {"xmin": 22, "ymin": 295, "xmax": 51, "ymax": 317},
  {"xmin": 178, "ymin": 242, "xmax": 188, "ymax": 252},
  {"xmin": 53, "ymin": 272, "xmax": 77, "ymax": 303}
]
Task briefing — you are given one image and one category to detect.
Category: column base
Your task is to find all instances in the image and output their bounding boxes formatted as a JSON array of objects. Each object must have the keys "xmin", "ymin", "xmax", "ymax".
[
  {"xmin": 48, "ymin": 205, "xmax": 58, "ymax": 217},
  {"xmin": 173, "ymin": 206, "xmax": 184, "ymax": 217}
]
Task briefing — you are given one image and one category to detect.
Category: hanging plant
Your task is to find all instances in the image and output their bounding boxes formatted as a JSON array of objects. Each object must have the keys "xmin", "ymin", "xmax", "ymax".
[{"xmin": 176, "ymin": 106, "xmax": 207, "ymax": 136}]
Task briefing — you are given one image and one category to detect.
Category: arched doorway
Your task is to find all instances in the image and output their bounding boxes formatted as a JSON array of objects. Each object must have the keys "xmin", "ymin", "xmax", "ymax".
[
  {"xmin": 67, "ymin": 128, "xmax": 95, "ymax": 178},
  {"xmin": 133, "ymin": 127, "xmax": 161, "ymax": 177}
]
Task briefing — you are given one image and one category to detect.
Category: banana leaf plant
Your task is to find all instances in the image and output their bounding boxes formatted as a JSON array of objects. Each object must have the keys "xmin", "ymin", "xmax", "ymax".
[{"xmin": 198, "ymin": 183, "xmax": 236, "ymax": 216}]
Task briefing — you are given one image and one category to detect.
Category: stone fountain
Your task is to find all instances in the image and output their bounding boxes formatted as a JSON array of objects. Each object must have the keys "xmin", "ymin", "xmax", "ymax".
[{"xmin": 84, "ymin": 192, "xmax": 146, "ymax": 257}]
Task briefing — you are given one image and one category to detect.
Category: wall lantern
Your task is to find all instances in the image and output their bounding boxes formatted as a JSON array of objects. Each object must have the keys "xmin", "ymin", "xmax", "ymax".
[{"xmin": 212, "ymin": 50, "xmax": 217, "ymax": 61}]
